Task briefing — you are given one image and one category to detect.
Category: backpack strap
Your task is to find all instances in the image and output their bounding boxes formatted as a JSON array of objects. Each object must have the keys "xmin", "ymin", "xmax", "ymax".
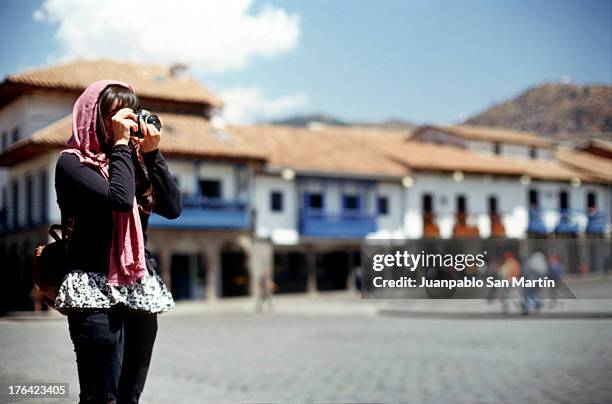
[
  {"xmin": 48, "ymin": 225, "xmax": 63, "ymax": 243},
  {"xmin": 48, "ymin": 216, "xmax": 75, "ymax": 242}
]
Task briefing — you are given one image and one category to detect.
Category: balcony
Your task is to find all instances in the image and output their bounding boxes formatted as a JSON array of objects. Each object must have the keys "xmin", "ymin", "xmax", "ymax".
[
  {"xmin": 423, "ymin": 212, "xmax": 440, "ymax": 238},
  {"xmin": 554, "ymin": 209, "xmax": 579, "ymax": 235},
  {"xmin": 527, "ymin": 208, "xmax": 548, "ymax": 235},
  {"xmin": 528, "ymin": 208, "xmax": 607, "ymax": 236},
  {"xmin": 452, "ymin": 212, "xmax": 480, "ymax": 238},
  {"xmin": 148, "ymin": 196, "xmax": 250, "ymax": 230},
  {"xmin": 490, "ymin": 213, "xmax": 506, "ymax": 238},
  {"xmin": 299, "ymin": 210, "xmax": 377, "ymax": 238},
  {"xmin": 586, "ymin": 209, "xmax": 606, "ymax": 235}
]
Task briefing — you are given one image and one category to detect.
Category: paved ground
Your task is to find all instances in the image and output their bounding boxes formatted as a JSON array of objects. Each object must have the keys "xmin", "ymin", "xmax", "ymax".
[{"xmin": 1, "ymin": 306, "xmax": 612, "ymax": 404}]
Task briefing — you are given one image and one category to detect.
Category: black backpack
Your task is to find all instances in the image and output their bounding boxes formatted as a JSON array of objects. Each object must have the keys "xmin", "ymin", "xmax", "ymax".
[{"xmin": 33, "ymin": 218, "xmax": 74, "ymax": 313}]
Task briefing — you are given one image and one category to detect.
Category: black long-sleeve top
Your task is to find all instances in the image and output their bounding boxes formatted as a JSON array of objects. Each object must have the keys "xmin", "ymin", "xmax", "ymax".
[{"xmin": 55, "ymin": 144, "xmax": 181, "ymax": 274}]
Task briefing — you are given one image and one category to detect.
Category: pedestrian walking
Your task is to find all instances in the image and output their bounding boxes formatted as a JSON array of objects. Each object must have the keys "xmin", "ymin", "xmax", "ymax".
[{"xmin": 255, "ymin": 267, "xmax": 276, "ymax": 313}]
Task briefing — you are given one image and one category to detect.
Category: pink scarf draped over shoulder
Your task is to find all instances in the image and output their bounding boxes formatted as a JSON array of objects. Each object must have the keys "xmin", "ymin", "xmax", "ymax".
[{"xmin": 61, "ymin": 79, "xmax": 146, "ymax": 286}]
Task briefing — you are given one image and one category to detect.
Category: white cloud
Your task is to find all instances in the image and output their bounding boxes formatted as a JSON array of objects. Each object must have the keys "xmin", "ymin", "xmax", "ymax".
[
  {"xmin": 220, "ymin": 86, "xmax": 308, "ymax": 124},
  {"xmin": 34, "ymin": 0, "xmax": 300, "ymax": 73}
]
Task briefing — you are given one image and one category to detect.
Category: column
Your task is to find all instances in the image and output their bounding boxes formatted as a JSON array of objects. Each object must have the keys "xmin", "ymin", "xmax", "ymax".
[
  {"xmin": 346, "ymin": 250, "xmax": 357, "ymax": 292},
  {"xmin": 158, "ymin": 247, "xmax": 171, "ymax": 289},
  {"xmin": 306, "ymin": 246, "xmax": 318, "ymax": 295},
  {"xmin": 204, "ymin": 243, "xmax": 219, "ymax": 303}
]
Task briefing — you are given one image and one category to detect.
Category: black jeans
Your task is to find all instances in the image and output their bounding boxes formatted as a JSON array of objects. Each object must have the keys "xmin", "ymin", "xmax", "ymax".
[{"xmin": 67, "ymin": 304, "xmax": 158, "ymax": 404}]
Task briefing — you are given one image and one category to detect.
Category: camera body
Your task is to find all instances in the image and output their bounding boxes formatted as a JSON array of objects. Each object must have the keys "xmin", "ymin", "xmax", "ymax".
[{"xmin": 130, "ymin": 109, "xmax": 162, "ymax": 138}]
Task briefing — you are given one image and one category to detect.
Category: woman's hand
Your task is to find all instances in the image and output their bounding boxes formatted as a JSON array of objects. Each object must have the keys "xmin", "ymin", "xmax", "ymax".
[
  {"xmin": 111, "ymin": 108, "xmax": 139, "ymax": 147},
  {"xmin": 138, "ymin": 116, "xmax": 162, "ymax": 153}
]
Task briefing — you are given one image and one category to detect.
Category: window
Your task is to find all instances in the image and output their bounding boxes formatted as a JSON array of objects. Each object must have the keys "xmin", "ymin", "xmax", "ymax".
[
  {"xmin": 530, "ymin": 147, "xmax": 537, "ymax": 159},
  {"xmin": 306, "ymin": 193, "xmax": 323, "ymax": 210},
  {"xmin": 493, "ymin": 142, "xmax": 501, "ymax": 155},
  {"xmin": 377, "ymin": 196, "xmax": 389, "ymax": 215},
  {"xmin": 342, "ymin": 194, "xmax": 360, "ymax": 211},
  {"xmin": 270, "ymin": 191, "xmax": 283, "ymax": 212},
  {"xmin": 11, "ymin": 127, "xmax": 19, "ymax": 143},
  {"xmin": 488, "ymin": 196, "xmax": 498, "ymax": 215},
  {"xmin": 457, "ymin": 195, "xmax": 467, "ymax": 213},
  {"xmin": 26, "ymin": 175, "xmax": 33, "ymax": 227},
  {"xmin": 587, "ymin": 192, "xmax": 597, "ymax": 209},
  {"xmin": 423, "ymin": 194, "xmax": 433, "ymax": 213},
  {"xmin": 199, "ymin": 179, "xmax": 221, "ymax": 199},
  {"xmin": 0, "ymin": 185, "xmax": 6, "ymax": 230},
  {"xmin": 11, "ymin": 180, "xmax": 18, "ymax": 229},
  {"xmin": 559, "ymin": 190, "xmax": 569, "ymax": 210},
  {"xmin": 528, "ymin": 189, "xmax": 538, "ymax": 207},
  {"xmin": 40, "ymin": 170, "xmax": 48, "ymax": 223}
]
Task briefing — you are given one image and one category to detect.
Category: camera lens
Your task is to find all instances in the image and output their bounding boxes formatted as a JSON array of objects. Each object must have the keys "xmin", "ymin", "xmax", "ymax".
[{"xmin": 146, "ymin": 114, "xmax": 162, "ymax": 131}]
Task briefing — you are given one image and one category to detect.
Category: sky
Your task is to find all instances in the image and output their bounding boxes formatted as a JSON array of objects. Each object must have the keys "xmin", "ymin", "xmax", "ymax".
[{"xmin": 0, "ymin": 0, "xmax": 610, "ymax": 125}]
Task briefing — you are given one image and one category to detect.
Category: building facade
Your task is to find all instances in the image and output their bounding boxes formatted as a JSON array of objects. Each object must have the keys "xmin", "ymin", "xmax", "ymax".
[{"xmin": 0, "ymin": 60, "xmax": 610, "ymax": 312}]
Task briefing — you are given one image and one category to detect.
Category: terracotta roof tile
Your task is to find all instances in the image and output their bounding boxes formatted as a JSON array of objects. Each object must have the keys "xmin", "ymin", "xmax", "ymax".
[
  {"xmin": 231, "ymin": 125, "xmax": 601, "ymax": 183},
  {"xmin": 1, "ymin": 120, "xmax": 606, "ymax": 185},
  {"xmin": 0, "ymin": 114, "xmax": 265, "ymax": 165},
  {"xmin": 229, "ymin": 125, "xmax": 410, "ymax": 178},
  {"xmin": 556, "ymin": 148, "xmax": 612, "ymax": 182},
  {"xmin": 413, "ymin": 124, "xmax": 555, "ymax": 148},
  {"xmin": 2, "ymin": 59, "xmax": 222, "ymax": 107}
]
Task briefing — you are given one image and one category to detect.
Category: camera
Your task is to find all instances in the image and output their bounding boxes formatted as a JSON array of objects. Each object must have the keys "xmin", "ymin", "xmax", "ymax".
[{"xmin": 130, "ymin": 109, "xmax": 162, "ymax": 139}]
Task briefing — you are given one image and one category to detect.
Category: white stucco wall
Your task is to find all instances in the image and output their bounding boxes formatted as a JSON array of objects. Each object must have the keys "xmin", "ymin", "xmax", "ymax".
[
  {"xmin": 370, "ymin": 181, "xmax": 405, "ymax": 238},
  {"xmin": 166, "ymin": 159, "xmax": 244, "ymax": 201},
  {"xmin": 0, "ymin": 92, "xmax": 75, "ymax": 150},
  {"xmin": 5, "ymin": 152, "xmax": 59, "ymax": 227},
  {"xmin": 253, "ymin": 174, "xmax": 298, "ymax": 244},
  {"xmin": 465, "ymin": 140, "xmax": 554, "ymax": 161},
  {"xmin": 403, "ymin": 173, "xmax": 530, "ymax": 239}
]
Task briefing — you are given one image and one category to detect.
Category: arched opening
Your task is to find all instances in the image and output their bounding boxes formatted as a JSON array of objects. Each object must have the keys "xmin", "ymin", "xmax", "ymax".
[
  {"xmin": 6, "ymin": 242, "xmax": 23, "ymax": 311},
  {"xmin": 273, "ymin": 251, "xmax": 307, "ymax": 293},
  {"xmin": 193, "ymin": 252, "xmax": 208, "ymax": 299},
  {"xmin": 170, "ymin": 253, "xmax": 191, "ymax": 300},
  {"xmin": 21, "ymin": 240, "xmax": 34, "ymax": 310},
  {"xmin": 316, "ymin": 251, "xmax": 350, "ymax": 291},
  {"xmin": 220, "ymin": 243, "xmax": 249, "ymax": 297}
]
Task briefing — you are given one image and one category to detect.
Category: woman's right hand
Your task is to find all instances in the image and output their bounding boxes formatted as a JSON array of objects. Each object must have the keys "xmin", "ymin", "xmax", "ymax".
[{"xmin": 111, "ymin": 108, "xmax": 139, "ymax": 146}]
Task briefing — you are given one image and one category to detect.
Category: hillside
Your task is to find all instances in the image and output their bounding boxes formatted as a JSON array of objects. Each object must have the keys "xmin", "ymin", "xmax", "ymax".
[
  {"xmin": 465, "ymin": 83, "xmax": 612, "ymax": 138},
  {"xmin": 269, "ymin": 114, "xmax": 415, "ymax": 131}
]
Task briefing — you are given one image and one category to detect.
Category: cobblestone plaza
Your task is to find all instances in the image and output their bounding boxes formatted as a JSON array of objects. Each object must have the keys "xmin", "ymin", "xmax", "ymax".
[{"xmin": 2, "ymin": 305, "xmax": 611, "ymax": 403}]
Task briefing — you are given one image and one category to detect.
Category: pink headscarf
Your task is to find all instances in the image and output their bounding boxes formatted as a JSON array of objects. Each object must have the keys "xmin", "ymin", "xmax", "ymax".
[{"xmin": 61, "ymin": 80, "xmax": 147, "ymax": 286}]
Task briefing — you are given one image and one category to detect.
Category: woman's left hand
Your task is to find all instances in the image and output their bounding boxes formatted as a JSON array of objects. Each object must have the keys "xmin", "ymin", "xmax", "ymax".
[{"xmin": 138, "ymin": 116, "xmax": 162, "ymax": 153}]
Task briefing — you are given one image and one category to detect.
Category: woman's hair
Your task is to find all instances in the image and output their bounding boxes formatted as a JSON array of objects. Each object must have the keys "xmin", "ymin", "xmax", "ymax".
[
  {"xmin": 96, "ymin": 85, "xmax": 140, "ymax": 150},
  {"xmin": 96, "ymin": 85, "xmax": 154, "ymax": 214}
]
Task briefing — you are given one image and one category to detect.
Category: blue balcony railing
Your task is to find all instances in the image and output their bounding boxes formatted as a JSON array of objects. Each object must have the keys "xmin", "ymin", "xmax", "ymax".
[
  {"xmin": 528, "ymin": 207, "xmax": 608, "ymax": 235},
  {"xmin": 554, "ymin": 209, "xmax": 579, "ymax": 234},
  {"xmin": 299, "ymin": 210, "xmax": 377, "ymax": 238},
  {"xmin": 148, "ymin": 196, "xmax": 250, "ymax": 230},
  {"xmin": 527, "ymin": 208, "xmax": 548, "ymax": 235},
  {"xmin": 586, "ymin": 210, "xmax": 606, "ymax": 234}
]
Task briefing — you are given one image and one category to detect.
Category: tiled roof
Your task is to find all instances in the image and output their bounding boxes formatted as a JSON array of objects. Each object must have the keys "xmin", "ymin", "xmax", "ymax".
[
  {"xmin": 1, "ymin": 59, "xmax": 222, "ymax": 107},
  {"xmin": 1, "ymin": 120, "xmax": 605, "ymax": 184},
  {"xmin": 556, "ymin": 148, "xmax": 612, "ymax": 182},
  {"xmin": 231, "ymin": 125, "xmax": 599, "ymax": 183},
  {"xmin": 413, "ymin": 124, "xmax": 555, "ymax": 149},
  {"xmin": 229, "ymin": 125, "xmax": 411, "ymax": 178},
  {"xmin": 0, "ymin": 114, "xmax": 265, "ymax": 165}
]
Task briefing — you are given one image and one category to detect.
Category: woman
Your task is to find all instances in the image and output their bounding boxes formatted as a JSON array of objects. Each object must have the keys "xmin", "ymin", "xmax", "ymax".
[{"xmin": 54, "ymin": 80, "xmax": 181, "ymax": 403}]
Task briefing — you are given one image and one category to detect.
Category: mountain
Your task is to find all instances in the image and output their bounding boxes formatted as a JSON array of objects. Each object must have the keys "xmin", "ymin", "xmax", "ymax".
[
  {"xmin": 269, "ymin": 114, "xmax": 348, "ymax": 127},
  {"xmin": 465, "ymin": 83, "xmax": 612, "ymax": 138},
  {"xmin": 269, "ymin": 114, "xmax": 415, "ymax": 131}
]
